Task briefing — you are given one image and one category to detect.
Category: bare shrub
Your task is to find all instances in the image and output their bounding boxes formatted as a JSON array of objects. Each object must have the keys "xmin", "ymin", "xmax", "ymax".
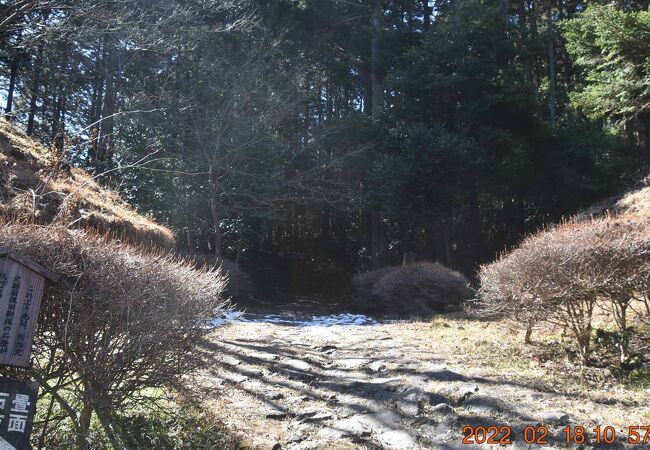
[
  {"xmin": 352, "ymin": 267, "xmax": 396, "ymax": 299},
  {"xmin": 480, "ymin": 219, "xmax": 603, "ymax": 356},
  {"xmin": 351, "ymin": 267, "xmax": 396, "ymax": 313},
  {"xmin": 374, "ymin": 262, "xmax": 472, "ymax": 315},
  {"xmin": 477, "ymin": 248, "xmax": 550, "ymax": 344},
  {"xmin": 0, "ymin": 223, "xmax": 228, "ymax": 449},
  {"xmin": 182, "ymin": 252, "xmax": 252, "ymax": 301},
  {"xmin": 479, "ymin": 215, "xmax": 650, "ymax": 365},
  {"xmin": 587, "ymin": 217, "xmax": 650, "ymax": 363},
  {"xmin": 353, "ymin": 262, "xmax": 471, "ymax": 316},
  {"xmin": 480, "ymin": 220, "xmax": 604, "ymax": 363}
]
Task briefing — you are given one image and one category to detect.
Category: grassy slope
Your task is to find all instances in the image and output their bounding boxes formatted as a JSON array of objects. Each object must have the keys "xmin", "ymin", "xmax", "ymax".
[
  {"xmin": 0, "ymin": 120, "xmax": 175, "ymax": 249},
  {"xmin": 581, "ymin": 176, "xmax": 650, "ymax": 219}
]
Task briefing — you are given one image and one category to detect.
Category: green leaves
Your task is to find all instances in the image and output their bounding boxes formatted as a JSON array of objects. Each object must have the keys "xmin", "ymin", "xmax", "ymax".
[{"xmin": 562, "ymin": 5, "xmax": 650, "ymax": 127}]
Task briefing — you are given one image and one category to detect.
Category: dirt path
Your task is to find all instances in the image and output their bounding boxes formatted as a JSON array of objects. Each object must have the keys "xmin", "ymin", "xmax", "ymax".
[{"xmin": 193, "ymin": 318, "xmax": 644, "ymax": 450}]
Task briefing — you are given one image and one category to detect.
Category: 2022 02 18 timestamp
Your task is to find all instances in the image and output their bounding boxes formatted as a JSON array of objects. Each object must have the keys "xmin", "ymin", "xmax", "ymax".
[{"xmin": 462, "ymin": 425, "xmax": 650, "ymax": 446}]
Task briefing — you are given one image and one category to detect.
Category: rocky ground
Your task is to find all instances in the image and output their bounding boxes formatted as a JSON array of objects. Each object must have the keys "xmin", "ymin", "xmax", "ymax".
[{"xmin": 190, "ymin": 312, "xmax": 647, "ymax": 450}]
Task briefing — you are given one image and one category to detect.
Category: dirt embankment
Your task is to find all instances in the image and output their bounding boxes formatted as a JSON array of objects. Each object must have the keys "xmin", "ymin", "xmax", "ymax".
[{"xmin": 0, "ymin": 120, "xmax": 175, "ymax": 250}]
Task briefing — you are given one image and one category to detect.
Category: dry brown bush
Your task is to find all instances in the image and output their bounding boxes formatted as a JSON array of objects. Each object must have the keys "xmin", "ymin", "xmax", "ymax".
[
  {"xmin": 351, "ymin": 267, "xmax": 395, "ymax": 300},
  {"xmin": 586, "ymin": 217, "xmax": 650, "ymax": 363},
  {"xmin": 479, "ymin": 220, "xmax": 599, "ymax": 350},
  {"xmin": 353, "ymin": 262, "xmax": 472, "ymax": 316},
  {"xmin": 0, "ymin": 222, "xmax": 228, "ymax": 449},
  {"xmin": 479, "ymin": 215, "xmax": 650, "ymax": 365}
]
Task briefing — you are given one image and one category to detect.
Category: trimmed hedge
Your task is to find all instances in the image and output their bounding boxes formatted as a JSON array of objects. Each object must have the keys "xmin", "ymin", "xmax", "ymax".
[
  {"xmin": 478, "ymin": 215, "xmax": 650, "ymax": 365},
  {"xmin": 352, "ymin": 262, "xmax": 472, "ymax": 316},
  {"xmin": 0, "ymin": 223, "xmax": 228, "ymax": 448}
]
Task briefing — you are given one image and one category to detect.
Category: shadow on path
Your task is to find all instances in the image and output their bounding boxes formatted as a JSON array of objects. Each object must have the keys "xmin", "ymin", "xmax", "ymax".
[{"xmin": 190, "ymin": 322, "xmax": 634, "ymax": 450}]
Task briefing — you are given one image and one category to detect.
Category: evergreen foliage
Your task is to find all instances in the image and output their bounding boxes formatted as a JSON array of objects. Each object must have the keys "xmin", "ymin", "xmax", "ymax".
[{"xmin": 0, "ymin": 0, "xmax": 647, "ymax": 288}]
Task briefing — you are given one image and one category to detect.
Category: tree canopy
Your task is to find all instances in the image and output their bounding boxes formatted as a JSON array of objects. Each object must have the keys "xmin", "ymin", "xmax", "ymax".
[
  {"xmin": 0, "ymin": 0, "xmax": 647, "ymax": 293},
  {"xmin": 563, "ymin": 4, "xmax": 650, "ymax": 140}
]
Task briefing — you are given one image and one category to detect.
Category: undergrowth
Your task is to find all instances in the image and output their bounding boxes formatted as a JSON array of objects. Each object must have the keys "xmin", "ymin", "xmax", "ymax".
[{"xmin": 33, "ymin": 392, "xmax": 244, "ymax": 450}]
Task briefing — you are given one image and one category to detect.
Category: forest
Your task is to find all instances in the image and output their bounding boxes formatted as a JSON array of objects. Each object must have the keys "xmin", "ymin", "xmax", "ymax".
[
  {"xmin": 2, "ymin": 0, "xmax": 648, "ymax": 293},
  {"xmin": 1, "ymin": 0, "xmax": 650, "ymax": 449}
]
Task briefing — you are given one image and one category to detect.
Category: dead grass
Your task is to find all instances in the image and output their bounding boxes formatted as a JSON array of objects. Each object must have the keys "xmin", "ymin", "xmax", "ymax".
[
  {"xmin": 418, "ymin": 313, "xmax": 649, "ymax": 408},
  {"xmin": 616, "ymin": 183, "xmax": 650, "ymax": 217},
  {"xmin": 362, "ymin": 316, "xmax": 647, "ymax": 429},
  {"xmin": 0, "ymin": 119, "xmax": 175, "ymax": 249},
  {"xmin": 581, "ymin": 176, "xmax": 650, "ymax": 219}
]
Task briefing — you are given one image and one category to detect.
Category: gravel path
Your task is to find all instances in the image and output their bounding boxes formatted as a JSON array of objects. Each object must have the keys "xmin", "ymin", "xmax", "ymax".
[{"xmin": 193, "ymin": 318, "xmax": 641, "ymax": 450}]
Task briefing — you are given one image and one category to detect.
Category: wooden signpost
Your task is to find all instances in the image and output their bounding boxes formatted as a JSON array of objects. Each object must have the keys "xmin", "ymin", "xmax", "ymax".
[
  {"xmin": 0, "ymin": 248, "xmax": 59, "ymax": 368},
  {"xmin": 0, "ymin": 247, "xmax": 59, "ymax": 449}
]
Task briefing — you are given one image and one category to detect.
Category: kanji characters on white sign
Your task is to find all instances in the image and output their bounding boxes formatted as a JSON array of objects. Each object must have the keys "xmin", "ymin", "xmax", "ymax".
[
  {"xmin": 0, "ymin": 377, "xmax": 39, "ymax": 449},
  {"xmin": 10, "ymin": 395, "xmax": 29, "ymax": 415},
  {"xmin": 6, "ymin": 415, "xmax": 26, "ymax": 433}
]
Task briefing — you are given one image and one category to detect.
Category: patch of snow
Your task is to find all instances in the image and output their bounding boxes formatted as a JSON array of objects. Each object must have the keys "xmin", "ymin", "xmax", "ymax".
[{"xmin": 209, "ymin": 311, "xmax": 378, "ymax": 328}]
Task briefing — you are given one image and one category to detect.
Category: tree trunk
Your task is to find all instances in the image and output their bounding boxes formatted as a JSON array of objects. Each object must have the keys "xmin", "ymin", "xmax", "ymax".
[
  {"xmin": 362, "ymin": 210, "xmax": 382, "ymax": 267},
  {"xmin": 320, "ymin": 208, "xmax": 331, "ymax": 242},
  {"xmin": 210, "ymin": 206, "xmax": 223, "ymax": 258},
  {"xmin": 87, "ymin": 47, "xmax": 105, "ymax": 166},
  {"xmin": 422, "ymin": 0, "xmax": 432, "ymax": 31},
  {"xmin": 547, "ymin": 0, "xmax": 557, "ymax": 127},
  {"xmin": 402, "ymin": 252, "xmax": 416, "ymax": 265},
  {"xmin": 524, "ymin": 323, "xmax": 533, "ymax": 344},
  {"xmin": 4, "ymin": 58, "xmax": 18, "ymax": 115},
  {"xmin": 370, "ymin": 211, "xmax": 382, "ymax": 268},
  {"xmin": 75, "ymin": 401, "xmax": 93, "ymax": 450},
  {"xmin": 209, "ymin": 168, "xmax": 223, "ymax": 257},
  {"xmin": 51, "ymin": 46, "xmax": 69, "ymax": 149},
  {"xmin": 565, "ymin": 298, "xmax": 594, "ymax": 366},
  {"xmin": 97, "ymin": 41, "xmax": 118, "ymax": 176},
  {"xmin": 26, "ymin": 41, "xmax": 45, "ymax": 136},
  {"xmin": 94, "ymin": 407, "xmax": 123, "ymax": 450},
  {"xmin": 370, "ymin": 0, "xmax": 384, "ymax": 116},
  {"xmin": 359, "ymin": 62, "xmax": 372, "ymax": 114},
  {"xmin": 613, "ymin": 296, "xmax": 630, "ymax": 365},
  {"xmin": 469, "ymin": 178, "xmax": 482, "ymax": 267},
  {"xmin": 518, "ymin": 1, "xmax": 533, "ymax": 87},
  {"xmin": 577, "ymin": 325, "xmax": 591, "ymax": 366},
  {"xmin": 51, "ymin": 91, "xmax": 67, "ymax": 151},
  {"xmin": 326, "ymin": 78, "xmax": 334, "ymax": 119},
  {"xmin": 435, "ymin": 221, "xmax": 452, "ymax": 266},
  {"xmin": 640, "ymin": 111, "xmax": 650, "ymax": 154}
]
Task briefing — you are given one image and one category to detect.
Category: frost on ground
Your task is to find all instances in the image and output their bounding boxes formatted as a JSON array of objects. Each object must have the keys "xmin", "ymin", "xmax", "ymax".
[{"xmin": 190, "ymin": 313, "xmax": 647, "ymax": 450}]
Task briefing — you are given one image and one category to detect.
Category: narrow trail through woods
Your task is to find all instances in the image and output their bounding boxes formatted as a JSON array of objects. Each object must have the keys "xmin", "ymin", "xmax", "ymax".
[{"xmin": 192, "ymin": 305, "xmax": 641, "ymax": 450}]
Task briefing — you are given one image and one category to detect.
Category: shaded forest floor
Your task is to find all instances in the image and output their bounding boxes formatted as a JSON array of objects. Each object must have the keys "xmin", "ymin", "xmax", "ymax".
[{"xmin": 189, "ymin": 313, "xmax": 648, "ymax": 450}]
